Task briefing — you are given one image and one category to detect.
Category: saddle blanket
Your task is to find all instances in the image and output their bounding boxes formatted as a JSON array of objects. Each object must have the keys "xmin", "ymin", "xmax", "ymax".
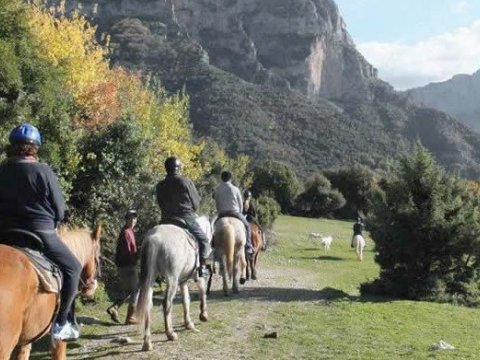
[{"xmin": 16, "ymin": 247, "xmax": 63, "ymax": 293}]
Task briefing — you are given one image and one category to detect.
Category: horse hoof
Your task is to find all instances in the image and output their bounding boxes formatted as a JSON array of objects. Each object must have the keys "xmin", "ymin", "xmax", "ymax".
[
  {"xmin": 200, "ymin": 313, "xmax": 208, "ymax": 322},
  {"xmin": 251, "ymin": 274, "xmax": 257, "ymax": 280},
  {"xmin": 233, "ymin": 288, "xmax": 240, "ymax": 294},
  {"xmin": 240, "ymin": 278, "xmax": 246, "ymax": 285},
  {"xmin": 167, "ymin": 332, "xmax": 178, "ymax": 341},
  {"xmin": 142, "ymin": 342, "xmax": 153, "ymax": 351},
  {"xmin": 186, "ymin": 322, "xmax": 195, "ymax": 330}
]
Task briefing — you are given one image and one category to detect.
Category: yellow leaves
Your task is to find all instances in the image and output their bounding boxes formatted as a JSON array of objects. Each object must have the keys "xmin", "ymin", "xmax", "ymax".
[
  {"xmin": 28, "ymin": 4, "xmax": 109, "ymax": 98},
  {"xmin": 25, "ymin": 2, "xmax": 205, "ymax": 180}
]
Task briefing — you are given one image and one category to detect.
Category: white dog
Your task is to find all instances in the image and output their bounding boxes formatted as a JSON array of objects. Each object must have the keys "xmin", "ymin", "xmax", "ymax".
[
  {"xmin": 320, "ymin": 235, "xmax": 333, "ymax": 251},
  {"xmin": 308, "ymin": 232, "xmax": 333, "ymax": 251}
]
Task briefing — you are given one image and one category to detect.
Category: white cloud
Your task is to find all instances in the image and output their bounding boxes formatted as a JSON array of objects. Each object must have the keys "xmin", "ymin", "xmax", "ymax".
[{"xmin": 358, "ymin": 20, "xmax": 480, "ymax": 90}]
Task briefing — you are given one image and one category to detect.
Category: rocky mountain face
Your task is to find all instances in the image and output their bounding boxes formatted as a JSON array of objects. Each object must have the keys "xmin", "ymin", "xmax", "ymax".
[
  {"xmin": 53, "ymin": 0, "xmax": 480, "ymax": 178},
  {"xmin": 406, "ymin": 70, "xmax": 480, "ymax": 132},
  {"xmin": 61, "ymin": 0, "xmax": 377, "ymax": 101}
]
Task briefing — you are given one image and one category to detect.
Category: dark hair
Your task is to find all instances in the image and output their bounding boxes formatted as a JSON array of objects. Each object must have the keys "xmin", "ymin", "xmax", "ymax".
[
  {"xmin": 221, "ymin": 171, "xmax": 232, "ymax": 182},
  {"xmin": 125, "ymin": 209, "xmax": 138, "ymax": 220},
  {"xmin": 6, "ymin": 143, "xmax": 39, "ymax": 158}
]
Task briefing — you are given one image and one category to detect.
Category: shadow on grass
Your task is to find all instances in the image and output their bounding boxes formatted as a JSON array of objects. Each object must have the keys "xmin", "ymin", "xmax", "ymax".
[
  {"xmin": 298, "ymin": 255, "xmax": 344, "ymax": 261},
  {"xmin": 207, "ymin": 285, "xmax": 395, "ymax": 304}
]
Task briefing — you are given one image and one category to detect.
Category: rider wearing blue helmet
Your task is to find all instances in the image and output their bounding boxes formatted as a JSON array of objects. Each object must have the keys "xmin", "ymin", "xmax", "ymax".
[{"xmin": 0, "ymin": 123, "xmax": 82, "ymax": 341}]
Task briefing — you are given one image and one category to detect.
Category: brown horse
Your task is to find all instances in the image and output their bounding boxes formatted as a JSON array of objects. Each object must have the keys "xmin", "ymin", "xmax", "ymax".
[
  {"xmin": 0, "ymin": 224, "xmax": 102, "ymax": 360},
  {"xmin": 246, "ymin": 222, "xmax": 263, "ymax": 281}
]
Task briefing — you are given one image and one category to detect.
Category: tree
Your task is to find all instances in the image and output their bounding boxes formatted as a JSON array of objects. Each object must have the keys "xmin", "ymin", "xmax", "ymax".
[
  {"xmin": 251, "ymin": 160, "xmax": 300, "ymax": 212},
  {"xmin": 324, "ymin": 165, "xmax": 378, "ymax": 219},
  {"xmin": 294, "ymin": 174, "xmax": 346, "ymax": 218},
  {"xmin": 362, "ymin": 144, "xmax": 480, "ymax": 305}
]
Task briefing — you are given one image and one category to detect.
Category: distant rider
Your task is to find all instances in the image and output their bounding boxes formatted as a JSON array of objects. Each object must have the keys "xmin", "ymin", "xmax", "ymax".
[
  {"xmin": 242, "ymin": 190, "xmax": 257, "ymax": 223},
  {"xmin": 214, "ymin": 171, "xmax": 254, "ymax": 257},
  {"xmin": 351, "ymin": 217, "xmax": 364, "ymax": 248},
  {"xmin": 156, "ymin": 157, "xmax": 211, "ymax": 277},
  {"xmin": 0, "ymin": 123, "xmax": 82, "ymax": 341}
]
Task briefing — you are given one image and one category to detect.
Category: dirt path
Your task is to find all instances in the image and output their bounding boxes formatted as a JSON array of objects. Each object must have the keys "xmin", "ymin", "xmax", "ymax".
[{"xmin": 64, "ymin": 264, "xmax": 322, "ymax": 360}]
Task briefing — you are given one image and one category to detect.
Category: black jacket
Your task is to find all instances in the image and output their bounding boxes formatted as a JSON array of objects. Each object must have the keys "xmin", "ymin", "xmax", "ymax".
[
  {"xmin": 353, "ymin": 222, "xmax": 364, "ymax": 236},
  {"xmin": 156, "ymin": 174, "xmax": 200, "ymax": 218},
  {"xmin": 0, "ymin": 159, "xmax": 65, "ymax": 230}
]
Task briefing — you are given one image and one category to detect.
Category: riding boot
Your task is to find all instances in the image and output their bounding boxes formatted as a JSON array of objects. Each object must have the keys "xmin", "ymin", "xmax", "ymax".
[
  {"xmin": 107, "ymin": 305, "xmax": 121, "ymax": 324},
  {"xmin": 125, "ymin": 305, "xmax": 138, "ymax": 325}
]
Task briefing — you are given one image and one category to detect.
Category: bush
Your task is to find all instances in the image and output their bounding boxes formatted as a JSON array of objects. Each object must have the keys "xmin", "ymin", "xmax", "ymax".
[
  {"xmin": 294, "ymin": 174, "xmax": 346, "ymax": 217},
  {"xmin": 362, "ymin": 144, "xmax": 480, "ymax": 305},
  {"xmin": 255, "ymin": 194, "xmax": 281, "ymax": 229},
  {"xmin": 251, "ymin": 160, "xmax": 300, "ymax": 212}
]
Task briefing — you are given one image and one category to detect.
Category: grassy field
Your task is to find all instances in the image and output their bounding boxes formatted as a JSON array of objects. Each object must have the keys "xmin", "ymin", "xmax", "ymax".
[{"xmin": 31, "ymin": 215, "xmax": 480, "ymax": 359}]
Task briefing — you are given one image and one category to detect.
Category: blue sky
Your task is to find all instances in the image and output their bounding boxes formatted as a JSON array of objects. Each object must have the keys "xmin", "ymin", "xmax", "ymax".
[{"xmin": 335, "ymin": 0, "xmax": 480, "ymax": 89}]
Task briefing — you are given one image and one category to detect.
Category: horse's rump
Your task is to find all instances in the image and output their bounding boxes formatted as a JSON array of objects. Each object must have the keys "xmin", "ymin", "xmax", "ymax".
[{"xmin": 0, "ymin": 245, "xmax": 57, "ymax": 347}]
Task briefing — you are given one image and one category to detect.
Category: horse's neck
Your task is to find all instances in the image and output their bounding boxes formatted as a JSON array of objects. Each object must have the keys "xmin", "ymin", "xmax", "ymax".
[{"xmin": 62, "ymin": 234, "xmax": 92, "ymax": 267}]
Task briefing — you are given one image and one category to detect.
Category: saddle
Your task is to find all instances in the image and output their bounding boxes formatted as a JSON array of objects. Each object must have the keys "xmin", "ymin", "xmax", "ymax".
[
  {"xmin": 0, "ymin": 229, "xmax": 62, "ymax": 293},
  {"xmin": 215, "ymin": 211, "xmax": 245, "ymax": 224},
  {"xmin": 160, "ymin": 217, "xmax": 200, "ymax": 270}
]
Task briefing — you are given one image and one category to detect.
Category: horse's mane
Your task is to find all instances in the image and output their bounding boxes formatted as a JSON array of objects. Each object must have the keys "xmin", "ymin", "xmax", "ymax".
[{"xmin": 57, "ymin": 225, "xmax": 95, "ymax": 267}]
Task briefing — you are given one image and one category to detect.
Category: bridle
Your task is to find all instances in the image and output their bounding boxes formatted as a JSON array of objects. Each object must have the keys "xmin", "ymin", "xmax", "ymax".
[{"xmin": 79, "ymin": 246, "xmax": 101, "ymax": 293}]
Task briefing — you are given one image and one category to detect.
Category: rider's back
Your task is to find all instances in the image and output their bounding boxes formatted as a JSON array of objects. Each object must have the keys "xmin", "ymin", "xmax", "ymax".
[{"xmin": 0, "ymin": 161, "xmax": 64, "ymax": 230}]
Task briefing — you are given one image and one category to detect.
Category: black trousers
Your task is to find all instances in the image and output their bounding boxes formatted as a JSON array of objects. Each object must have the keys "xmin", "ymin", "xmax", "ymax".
[
  {"xmin": 183, "ymin": 215, "xmax": 211, "ymax": 260},
  {"xmin": 36, "ymin": 230, "xmax": 82, "ymax": 325}
]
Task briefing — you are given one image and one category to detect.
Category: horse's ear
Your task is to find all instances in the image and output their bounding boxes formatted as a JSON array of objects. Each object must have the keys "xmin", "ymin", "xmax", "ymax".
[{"xmin": 92, "ymin": 222, "xmax": 102, "ymax": 243}]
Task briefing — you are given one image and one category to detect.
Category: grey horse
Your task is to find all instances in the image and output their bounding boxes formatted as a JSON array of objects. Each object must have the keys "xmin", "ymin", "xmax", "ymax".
[{"xmin": 136, "ymin": 216, "xmax": 212, "ymax": 351}]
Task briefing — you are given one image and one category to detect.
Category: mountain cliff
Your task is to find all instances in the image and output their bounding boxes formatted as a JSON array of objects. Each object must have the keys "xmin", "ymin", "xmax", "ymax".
[
  {"xmin": 54, "ymin": 0, "xmax": 480, "ymax": 178},
  {"xmin": 406, "ymin": 70, "xmax": 480, "ymax": 132}
]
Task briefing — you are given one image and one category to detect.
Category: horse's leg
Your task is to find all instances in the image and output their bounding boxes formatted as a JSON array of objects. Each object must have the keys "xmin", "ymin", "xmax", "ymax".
[
  {"xmin": 141, "ymin": 289, "xmax": 153, "ymax": 352},
  {"xmin": 220, "ymin": 255, "xmax": 229, "ymax": 296},
  {"xmin": 163, "ymin": 280, "xmax": 179, "ymax": 341},
  {"xmin": 51, "ymin": 341, "xmax": 67, "ymax": 360},
  {"xmin": 238, "ymin": 246, "xmax": 247, "ymax": 287},
  {"xmin": 232, "ymin": 249, "xmax": 240, "ymax": 293},
  {"xmin": 246, "ymin": 253, "xmax": 251, "ymax": 281},
  {"xmin": 16, "ymin": 344, "xmax": 32, "ymax": 360},
  {"xmin": 180, "ymin": 282, "xmax": 195, "ymax": 331},
  {"xmin": 251, "ymin": 250, "xmax": 259, "ymax": 280},
  {"xmin": 197, "ymin": 277, "xmax": 208, "ymax": 322}
]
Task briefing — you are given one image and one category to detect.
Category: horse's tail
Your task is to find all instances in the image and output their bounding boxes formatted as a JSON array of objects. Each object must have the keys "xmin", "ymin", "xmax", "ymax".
[
  {"xmin": 136, "ymin": 236, "xmax": 157, "ymax": 334},
  {"xmin": 224, "ymin": 224, "xmax": 235, "ymax": 280},
  {"xmin": 91, "ymin": 222, "xmax": 102, "ymax": 242}
]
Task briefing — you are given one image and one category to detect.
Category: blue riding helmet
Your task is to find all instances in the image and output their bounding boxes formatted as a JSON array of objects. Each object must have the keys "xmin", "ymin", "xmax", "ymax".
[{"xmin": 9, "ymin": 123, "xmax": 42, "ymax": 146}]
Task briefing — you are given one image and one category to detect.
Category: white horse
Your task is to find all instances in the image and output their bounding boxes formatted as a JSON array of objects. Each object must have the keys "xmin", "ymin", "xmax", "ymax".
[
  {"xmin": 213, "ymin": 217, "xmax": 247, "ymax": 295},
  {"xmin": 136, "ymin": 216, "xmax": 212, "ymax": 351},
  {"xmin": 352, "ymin": 235, "xmax": 366, "ymax": 261}
]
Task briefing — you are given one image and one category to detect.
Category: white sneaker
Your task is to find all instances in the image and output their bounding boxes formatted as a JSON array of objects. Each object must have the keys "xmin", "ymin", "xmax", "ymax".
[{"xmin": 52, "ymin": 321, "xmax": 80, "ymax": 341}]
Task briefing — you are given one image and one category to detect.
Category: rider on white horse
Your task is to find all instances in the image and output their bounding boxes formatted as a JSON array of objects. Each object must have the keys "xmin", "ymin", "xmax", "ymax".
[
  {"xmin": 156, "ymin": 157, "xmax": 211, "ymax": 277},
  {"xmin": 351, "ymin": 217, "xmax": 364, "ymax": 247},
  {"xmin": 214, "ymin": 171, "xmax": 254, "ymax": 258}
]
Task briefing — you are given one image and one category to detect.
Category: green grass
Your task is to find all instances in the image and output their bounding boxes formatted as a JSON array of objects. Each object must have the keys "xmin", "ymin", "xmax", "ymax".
[{"xmin": 30, "ymin": 215, "xmax": 480, "ymax": 359}]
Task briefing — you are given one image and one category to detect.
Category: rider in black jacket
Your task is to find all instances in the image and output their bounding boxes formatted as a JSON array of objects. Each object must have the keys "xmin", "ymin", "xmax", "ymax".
[
  {"xmin": 0, "ymin": 123, "xmax": 82, "ymax": 341},
  {"xmin": 156, "ymin": 157, "xmax": 211, "ymax": 276}
]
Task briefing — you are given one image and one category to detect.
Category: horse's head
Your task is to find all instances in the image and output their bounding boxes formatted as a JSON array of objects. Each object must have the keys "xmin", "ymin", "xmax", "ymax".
[{"xmin": 79, "ymin": 223, "xmax": 102, "ymax": 301}]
